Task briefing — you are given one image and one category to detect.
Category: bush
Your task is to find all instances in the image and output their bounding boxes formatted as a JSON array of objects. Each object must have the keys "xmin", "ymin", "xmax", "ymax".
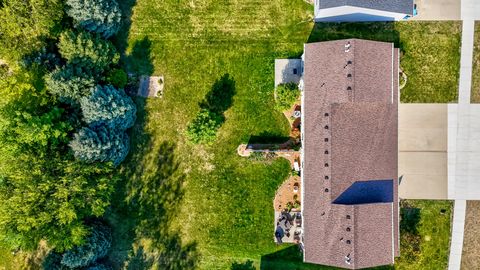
[
  {"xmin": 80, "ymin": 85, "xmax": 136, "ymax": 130},
  {"xmin": 70, "ymin": 124, "xmax": 130, "ymax": 166},
  {"xmin": 85, "ymin": 263, "xmax": 113, "ymax": 270},
  {"xmin": 58, "ymin": 30, "xmax": 119, "ymax": 75},
  {"xmin": 42, "ymin": 252, "xmax": 70, "ymax": 270},
  {"xmin": 45, "ymin": 64, "xmax": 95, "ymax": 103},
  {"xmin": 275, "ymin": 82, "xmax": 299, "ymax": 111},
  {"xmin": 61, "ymin": 222, "xmax": 112, "ymax": 268},
  {"xmin": 66, "ymin": 0, "xmax": 122, "ymax": 38},
  {"xmin": 186, "ymin": 109, "xmax": 222, "ymax": 144},
  {"xmin": 106, "ymin": 68, "xmax": 128, "ymax": 88}
]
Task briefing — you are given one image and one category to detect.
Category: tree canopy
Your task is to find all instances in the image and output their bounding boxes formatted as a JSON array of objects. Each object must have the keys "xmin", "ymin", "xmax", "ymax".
[
  {"xmin": 70, "ymin": 124, "xmax": 130, "ymax": 166},
  {"xmin": 0, "ymin": 0, "xmax": 64, "ymax": 59},
  {"xmin": 66, "ymin": 0, "xmax": 122, "ymax": 38},
  {"xmin": 58, "ymin": 30, "xmax": 119, "ymax": 75},
  {"xmin": 0, "ymin": 69, "xmax": 117, "ymax": 252},
  {"xmin": 45, "ymin": 65, "xmax": 95, "ymax": 103},
  {"xmin": 186, "ymin": 109, "xmax": 222, "ymax": 144},
  {"xmin": 61, "ymin": 222, "xmax": 112, "ymax": 268},
  {"xmin": 80, "ymin": 85, "xmax": 136, "ymax": 130}
]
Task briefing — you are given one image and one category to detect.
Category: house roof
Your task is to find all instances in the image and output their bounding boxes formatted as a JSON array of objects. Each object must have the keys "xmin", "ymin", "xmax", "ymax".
[
  {"xmin": 318, "ymin": 0, "xmax": 413, "ymax": 15},
  {"xmin": 302, "ymin": 39, "xmax": 399, "ymax": 269}
]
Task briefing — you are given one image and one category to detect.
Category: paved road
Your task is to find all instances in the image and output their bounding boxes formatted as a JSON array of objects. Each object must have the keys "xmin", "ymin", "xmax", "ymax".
[{"xmin": 448, "ymin": 0, "xmax": 480, "ymax": 269}]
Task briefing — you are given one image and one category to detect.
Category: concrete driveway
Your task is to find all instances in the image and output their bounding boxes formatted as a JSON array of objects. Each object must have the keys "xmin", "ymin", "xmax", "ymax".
[
  {"xmin": 398, "ymin": 104, "xmax": 448, "ymax": 199},
  {"xmin": 412, "ymin": 0, "xmax": 461, "ymax": 20}
]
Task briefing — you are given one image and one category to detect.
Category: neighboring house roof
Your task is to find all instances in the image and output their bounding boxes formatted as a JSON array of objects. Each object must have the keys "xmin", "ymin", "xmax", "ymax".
[
  {"xmin": 319, "ymin": 0, "xmax": 413, "ymax": 15},
  {"xmin": 302, "ymin": 39, "xmax": 399, "ymax": 269}
]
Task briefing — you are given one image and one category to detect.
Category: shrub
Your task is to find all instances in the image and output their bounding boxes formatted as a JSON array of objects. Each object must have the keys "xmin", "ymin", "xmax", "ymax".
[
  {"xmin": 80, "ymin": 85, "xmax": 136, "ymax": 130},
  {"xmin": 66, "ymin": 0, "xmax": 122, "ymax": 38},
  {"xmin": 85, "ymin": 263, "xmax": 113, "ymax": 270},
  {"xmin": 106, "ymin": 68, "xmax": 128, "ymax": 88},
  {"xmin": 61, "ymin": 222, "xmax": 112, "ymax": 268},
  {"xmin": 45, "ymin": 65, "xmax": 95, "ymax": 103},
  {"xmin": 275, "ymin": 82, "xmax": 299, "ymax": 111},
  {"xmin": 42, "ymin": 252, "xmax": 70, "ymax": 270},
  {"xmin": 58, "ymin": 30, "xmax": 119, "ymax": 75},
  {"xmin": 186, "ymin": 109, "xmax": 222, "ymax": 144},
  {"xmin": 70, "ymin": 124, "xmax": 130, "ymax": 166}
]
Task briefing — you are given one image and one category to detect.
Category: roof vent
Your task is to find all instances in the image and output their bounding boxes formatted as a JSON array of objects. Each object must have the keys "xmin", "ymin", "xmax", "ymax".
[
  {"xmin": 324, "ymin": 150, "xmax": 329, "ymax": 154},
  {"xmin": 346, "ymin": 227, "xmax": 351, "ymax": 232},
  {"xmin": 324, "ymin": 163, "xmax": 329, "ymax": 167},
  {"xmin": 345, "ymin": 41, "xmax": 351, "ymax": 52},
  {"xmin": 321, "ymin": 82, "xmax": 326, "ymax": 87},
  {"xmin": 346, "ymin": 240, "xmax": 351, "ymax": 244},
  {"xmin": 321, "ymin": 212, "xmax": 325, "ymax": 216},
  {"xmin": 347, "ymin": 86, "xmax": 352, "ymax": 90},
  {"xmin": 347, "ymin": 60, "xmax": 352, "ymax": 65},
  {"xmin": 346, "ymin": 215, "xmax": 351, "ymax": 219},
  {"xmin": 347, "ymin": 74, "xmax": 352, "ymax": 78},
  {"xmin": 325, "ymin": 188, "xmax": 329, "ymax": 192},
  {"xmin": 324, "ymin": 113, "xmax": 329, "ymax": 117},
  {"xmin": 324, "ymin": 125, "xmax": 329, "ymax": 129},
  {"xmin": 324, "ymin": 138, "xmax": 329, "ymax": 142},
  {"xmin": 325, "ymin": 175, "xmax": 329, "ymax": 180},
  {"xmin": 345, "ymin": 254, "xmax": 352, "ymax": 265}
]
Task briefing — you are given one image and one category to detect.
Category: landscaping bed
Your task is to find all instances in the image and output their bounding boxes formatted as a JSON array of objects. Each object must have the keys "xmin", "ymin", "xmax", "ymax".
[
  {"xmin": 471, "ymin": 21, "xmax": 480, "ymax": 103},
  {"xmin": 461, "ymin": 200, "xmax": 480, "ymax": 269}
]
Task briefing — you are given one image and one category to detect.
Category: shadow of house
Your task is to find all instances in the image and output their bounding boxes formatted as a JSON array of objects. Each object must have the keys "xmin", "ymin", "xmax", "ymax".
[
  {"xmin": 307, "ymin": 22, "xmax": 402, "ymax": 51},
  {"xmin": 231, "ymin": 260, "xmax": 256, "ymax": 270}
]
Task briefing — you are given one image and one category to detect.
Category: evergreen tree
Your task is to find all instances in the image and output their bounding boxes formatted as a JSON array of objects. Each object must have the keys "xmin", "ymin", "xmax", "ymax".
[
  {"xmin": 58, "ymin": 30, "xmax": 119, "ymax": 75},
  {"xmin": 66, "ymin": 0, "xmax": 122, "ymax": 38},
  {"xmin": 80, "ymin": 85, "xmax": 136, "ymax": 130},
  {"xmin": 61, "ymin": 222, "xmax": 112, "ymax": 268},
  {"xmin": 45, "ymin": 65, "xmax": 95, "ymax": 103},
  {"xmin": 70, "ymin": 124, "xmax": 130, "ymax": 166}
]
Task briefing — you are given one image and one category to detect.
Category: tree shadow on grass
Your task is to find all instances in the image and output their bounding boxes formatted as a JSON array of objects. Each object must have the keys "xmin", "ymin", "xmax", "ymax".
[
  {"xmin": 201, "ymin": 73, "xmax": 236, "ymax": 116},
  {"xmin": 125, "ymin": 37, "xmax": 155, "ymax": 76},
  {"xmin": 260, "ymin": 245, "xmax": 393, "ymax": 270},
  {"xmin": 307, "ymin": 22, "xmax": 402, "ymax": 51},
  {"xmin": 231, "ymin": 260, "xmax": 256, "ymax": 270},
  {"xmin": 121, "ymin": 141, "xmax": 198, "ymax": 269}
]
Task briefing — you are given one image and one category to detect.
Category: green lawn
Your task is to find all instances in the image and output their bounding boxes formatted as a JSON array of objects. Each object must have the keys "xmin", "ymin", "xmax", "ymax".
[
  {"xmin": 0, "ymin": 1, "xmax": 459, "ymax": 269},
  {"xmin": 308, "ymin": 22, "xmax": 461, "ymax": 103},
  {"xmin": 472, "ymin": 21, "xmax": 480, "ymax": 103},
  {"xmin": 107, "ymin": 1, "xmax": 458, "ymax": 270}
]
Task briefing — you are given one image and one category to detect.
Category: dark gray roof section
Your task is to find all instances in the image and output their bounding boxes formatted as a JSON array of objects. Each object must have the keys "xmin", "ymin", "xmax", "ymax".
[{"xmin": 319, "ymin": 0, "xmax": 414, "ymax": 15}]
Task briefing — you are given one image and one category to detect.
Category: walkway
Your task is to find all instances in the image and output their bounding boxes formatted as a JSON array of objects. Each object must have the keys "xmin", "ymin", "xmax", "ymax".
[{"xmin": 448, "ymin": 0, "xmax": 480, "ymax": 269}]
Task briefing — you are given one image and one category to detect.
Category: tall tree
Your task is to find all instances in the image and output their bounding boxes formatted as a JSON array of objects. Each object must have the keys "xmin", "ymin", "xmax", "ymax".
[
  {"xmin": 61, "ymin": 222, "xmax": 112, "ymax": 268},
  {"xmin": 80, "ymin": 85, "xmax": 136, "ymax": 130},
  {"xmin": 45, "ymin": 64, "xmax": 95, "ymax": 104},
  {"xmin": 70, "ymin": 124, "xmax": 130, "ymax": 166},
  {"xmin": 58, "ymin": 30, "xmax": 119, "ymax": 75},
  {"xmin": 0, "ymin": 69, "xmax": 117, "ymax": 252},
  {"xmin": 0, "ymin": 0, "xmax": 64, "ymax": 59},
  {"xmin": 66, "ymin": 0, "xmax": 122, "ymax": 38}
]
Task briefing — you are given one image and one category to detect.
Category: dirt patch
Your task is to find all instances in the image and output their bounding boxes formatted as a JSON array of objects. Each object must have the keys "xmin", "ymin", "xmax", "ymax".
[
  {"xmin": 137, "ymin": 75, "xmax": 164, "ymax": 98},
  {"xmin": 461, "ymin": 201, "xmax": 480, "ymax": 269}
]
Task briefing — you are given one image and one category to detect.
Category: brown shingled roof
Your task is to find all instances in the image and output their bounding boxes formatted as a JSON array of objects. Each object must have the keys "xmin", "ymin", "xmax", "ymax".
[{"xmin": 301, "ymin": 39, "xmax": 399, "ymax": 269}]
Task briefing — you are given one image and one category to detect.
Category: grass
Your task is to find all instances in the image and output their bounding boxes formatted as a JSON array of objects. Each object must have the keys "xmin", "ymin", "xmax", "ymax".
[
  {"xmin": 0, "ymin": 1, "xmax": 460, "ymax": 269},
  {"xmin": 109, "ymin": 0, "xmax": 458, "ymax": 267},
  {"xmin": 308, "ymin": 22, "xmax": 461, "ymax": 103},
  {"xmin": 461, "ymin": 201, "xmax": 480, "ymax": 269},
  {"xmin": 471, "ymin": 22, "xmax": 480, "ymax": 103}
]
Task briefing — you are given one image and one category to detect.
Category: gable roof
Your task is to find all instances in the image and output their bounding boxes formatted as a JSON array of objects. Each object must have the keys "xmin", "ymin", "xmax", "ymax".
[
  {"xmin": 318, "ymin": 0, "xmax": 413, "ymax": 15},
  {"xmin": 302, "ymin": 39, "xmax": 399, "ymax": 269}
]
